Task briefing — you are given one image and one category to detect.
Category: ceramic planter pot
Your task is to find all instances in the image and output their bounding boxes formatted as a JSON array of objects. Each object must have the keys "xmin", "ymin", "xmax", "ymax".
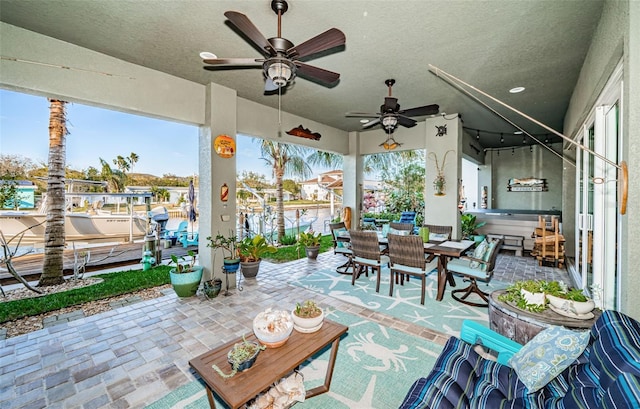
[
  {"xmin": 223, "ymin": 258, "xmax": 241, "ymax": 273},
  {"xmin": 253, "ymin": 309, "xmax": 294, "ymax": 348},
  {"xmin": 228, "ymin": 341, "xmax": 261, "ymax": 372},
  {"xmin": 520, "ymin": 289, "xmax": 545, "ymax": 307},
  {"xmin": 546, "ymin": 294, "xmax": 595, "ymax": 316},
  {"xmin": 241, "ymin": 260, "xmax": 261, "ymax": 278},
  {"xmin": 203, "ymin": 278, "xmax": 222, "ymax": 298},
  {"xmin": 305, "ymin": 245, "xmax": 320, "ymax": 259},
  {"xmin": 291, "ymin": 308, "xmax": 324, "ymax": 333},
  {"xmin": 169, "ymin": 266, "xmax": 204, "ymax": 297}
]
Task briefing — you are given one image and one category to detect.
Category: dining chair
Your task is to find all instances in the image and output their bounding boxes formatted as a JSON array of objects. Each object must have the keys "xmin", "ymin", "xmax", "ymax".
[
  {"xmin": 329, "ymin": 222, "xmax": 354, "ymax": 274},
  {"xmin": 349, "ymin": 230, "xmax": 390, "ymax": 293},
  {"xmin": 387, "ymin": 234, "xmax": 437, "ymax": 305},
  {"xmin": 389, "ymin": 222, "xmax": 414, "ymax": 234},
  {"xmin": 422, "ymin": 224, "xmax": 453, "ymax": 263},
  {"xmin": 447, "ymin": 238, "xmax": 504, "ymax": 307}
]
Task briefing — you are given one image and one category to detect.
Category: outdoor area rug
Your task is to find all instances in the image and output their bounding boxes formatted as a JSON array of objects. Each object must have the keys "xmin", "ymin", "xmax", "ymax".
[
  {"xmin": 146, "ymin": 310, "xmax": 443, "ymax": 409},
  {"xmin": 290, "ymin": 267, "xmax": 510, "ymax": 337}
]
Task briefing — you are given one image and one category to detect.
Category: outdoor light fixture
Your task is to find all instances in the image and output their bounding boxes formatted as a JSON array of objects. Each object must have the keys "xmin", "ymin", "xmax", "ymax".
[
  {"xmin": 381, "ymin": 115, "xmax": 398, "ymax": 130},
  {"xmin": 380, "ymin": 136, "xmax": 402, "ymax": 150},
  {"xmin": 267, "ymin": 60, "xmax": 294, "ymax": 87},
  {"xmin": 500, "ymin": 133, "xmax": 504, "ymax": 144},
  {"xmin": 476, "ymin": 130, "xmax": 480, "ymax": 140}
]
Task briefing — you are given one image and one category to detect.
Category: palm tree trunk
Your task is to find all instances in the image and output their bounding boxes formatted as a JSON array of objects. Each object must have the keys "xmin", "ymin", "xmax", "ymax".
[{"xmin": 39, "ymin": 99, "xmax": 67, "ymax": 286}]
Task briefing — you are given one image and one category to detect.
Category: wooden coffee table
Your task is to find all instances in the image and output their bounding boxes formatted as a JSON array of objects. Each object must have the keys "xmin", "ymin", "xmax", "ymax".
[{"xmin": 189, "ymin": 319, "xmax": 348, "ymax": 409}]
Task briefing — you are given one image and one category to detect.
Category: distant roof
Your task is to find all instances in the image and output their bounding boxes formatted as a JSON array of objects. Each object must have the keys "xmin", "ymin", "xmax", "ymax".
[{"xmin": 0, "ymin": 179, "xmax": 35, "ymax": 186}]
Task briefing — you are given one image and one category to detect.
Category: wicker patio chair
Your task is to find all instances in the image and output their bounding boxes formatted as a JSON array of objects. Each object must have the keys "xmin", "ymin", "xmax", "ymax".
[
  {"xmin": 329, "ymin": 222, "xmax": 354, "ymax": 274},
  {"xmin": 389, "ymin": 222, "xmax": 414, "ymax": 233},
  {"xmin": 448, "ymin": 238, "xmax": 503, "ymax": 307},
  {"xmin": 387, "ymin": 234, "xmax": 435, "ymax": 305},
  {"xmin": 349, "ymin": 230, "xmax": 389, "ymax": 293},
  {"xmin": 422, "ymin": 224, "xmax": 453, "ymax": 262}
]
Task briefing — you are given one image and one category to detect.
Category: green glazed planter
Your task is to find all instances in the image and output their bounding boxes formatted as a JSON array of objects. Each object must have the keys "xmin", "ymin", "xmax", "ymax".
[{"xmin": 169, "ymin": 266, "xmax": 204, "ymax": 297}]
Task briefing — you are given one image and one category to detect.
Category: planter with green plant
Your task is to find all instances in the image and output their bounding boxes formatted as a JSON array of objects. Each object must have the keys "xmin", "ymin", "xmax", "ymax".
[
  {"xmin": 498, "ymin": 280, "xmax": 595, "ymax": 316},
  {"xmin": 169, "ymin": 250, "xmax": 203, "ymax": 297},
  {"xmin": 207, "ymin": 231, "xmax": 241, "ymax": 272},
  {"xmin": 460, "ymin": 213, "xmax": 487, "ymax": 242},
  {"xmin": 291, "ymin": 300, "xmax": 324, "ymax": 333},
  {"xmin": 238, "ymin": 234, "xmax": 277, "ymax": 278},
  {"xmin": 296, "ymin": 230, "xmax": 322, "ymax": 259},
  {"xmin": 211, "ymin": 335, "xmax": 266, "ymax": 378}
]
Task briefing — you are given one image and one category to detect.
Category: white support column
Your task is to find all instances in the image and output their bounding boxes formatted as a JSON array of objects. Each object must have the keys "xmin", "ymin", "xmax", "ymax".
[
  {"xmin": 342, "ymin": 131, "xmax": 362, "ymax": 230},
  {"xmin": 424, "ymin": 116, "xmax": 463, "ymax": 238},
  {"xmin": 199, "ymin": 83, "xmax": 237, "ymax": 285}
]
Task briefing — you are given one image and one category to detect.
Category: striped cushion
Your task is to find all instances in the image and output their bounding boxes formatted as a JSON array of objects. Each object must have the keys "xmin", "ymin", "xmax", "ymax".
[{"xmin": 399, "ymin": 310, "xmax": 640, "ymax": 409}]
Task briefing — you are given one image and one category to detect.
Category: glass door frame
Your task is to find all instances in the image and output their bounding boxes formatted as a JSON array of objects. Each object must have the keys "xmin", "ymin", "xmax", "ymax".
[{"xmin": 572, "ymin": 60, "xmax": 623, "ymax": 310}]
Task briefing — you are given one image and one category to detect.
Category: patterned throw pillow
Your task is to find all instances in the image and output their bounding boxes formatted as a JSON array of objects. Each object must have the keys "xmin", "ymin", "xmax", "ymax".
[
  {"xmin": 469, "ymin": 239, "xmax": 488, "ymax": 268},
  {"xmin": 429, "ymin": 233, "xmax": 449, "ymax": 241},
  {"xmin": 508, "ymin": 326, "xmax": 590, "ymax": 393}
]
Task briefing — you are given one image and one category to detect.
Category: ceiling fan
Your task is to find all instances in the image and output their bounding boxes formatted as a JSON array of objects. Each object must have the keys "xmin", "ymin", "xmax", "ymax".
[
  {"xmin": 346, "ymin": 79, "xmax": 440, "ymax": 132},
  {"xmin": 201, "ymin": 0, "xmax": 345, "ymax": 92}
]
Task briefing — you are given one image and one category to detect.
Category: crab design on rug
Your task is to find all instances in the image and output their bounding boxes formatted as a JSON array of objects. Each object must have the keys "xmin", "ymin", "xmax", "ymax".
[{"xmin": 346, "ymin": 332, "xmax": 416, "ymax": 372}]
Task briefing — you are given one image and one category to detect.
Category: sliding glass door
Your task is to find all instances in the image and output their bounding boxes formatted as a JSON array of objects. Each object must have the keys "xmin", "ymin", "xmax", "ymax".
[{"xmin": 574, "ymin": 63, "xmax": 622, "ymax": 310}]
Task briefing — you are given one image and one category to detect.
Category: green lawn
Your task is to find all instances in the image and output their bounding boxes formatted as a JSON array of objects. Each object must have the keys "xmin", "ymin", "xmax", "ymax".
[{"xmin": 1, "ymin": 234, "xmax": 334, "ymax": 323}]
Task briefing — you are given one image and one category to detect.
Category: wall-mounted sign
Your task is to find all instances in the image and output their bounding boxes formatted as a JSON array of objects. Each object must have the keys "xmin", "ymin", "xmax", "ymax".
[
  {"xmin": 507, "ymin": 177, "xmax": 548, "ymax": 192},
  {"xmin": 214, "ymin": 134, "xmax": 235, "ymax": 158}
]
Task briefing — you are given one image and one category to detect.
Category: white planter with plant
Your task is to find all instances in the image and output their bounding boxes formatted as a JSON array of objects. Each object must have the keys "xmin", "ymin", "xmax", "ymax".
[
  {"xmin": 499, "ymin": 279, "xmax": 596, "ymax": 318},
  {"xmin": 291, "ymin": 300, "xmax": 324, "ymax": 333}
]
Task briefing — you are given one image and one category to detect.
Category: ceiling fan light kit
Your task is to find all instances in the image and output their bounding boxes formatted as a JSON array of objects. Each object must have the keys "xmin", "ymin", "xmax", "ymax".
[
  {"xmin": 202, "ymin": 0, "xmax": 345, "ymax": 92},
  {"xmin": 346, "ymin": 78, "xmax": 439, "ymax": 133}
]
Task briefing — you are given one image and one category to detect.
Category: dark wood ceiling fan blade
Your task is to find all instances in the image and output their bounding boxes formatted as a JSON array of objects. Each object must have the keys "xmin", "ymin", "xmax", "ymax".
[
  {"xmin": 295, "ymin": 61, "xmax": 340, "ymax": 84},
  {"xmin": 287, "ymin": 28, "xmax": 346, "ymax": 59},
  {"xmin": 397, "ymin": 116, "xmax": 417, "ymax": 128},
  {"xmin": 399, "ymin": 104, "xmax": 440, "ymax": 117},
  {"xmin": 345, "ymin": 112, "xmax": 380, "ymax": 118},
  {"xmin": 362, "ymin": 118, "xmax": 381, "ymax": 129},
  {"xmin": 203, "ymin": 58, "xmax": 262, "ymax": 66},
  {"xmin": 224, "ymin": 11, "xmax": 274, "ymax": 56}
]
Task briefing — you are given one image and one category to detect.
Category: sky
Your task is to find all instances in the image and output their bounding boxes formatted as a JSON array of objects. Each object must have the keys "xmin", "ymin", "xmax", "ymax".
[{"xmin": 0, "ymin": 89, "xmax": 331, "ymax": 181}]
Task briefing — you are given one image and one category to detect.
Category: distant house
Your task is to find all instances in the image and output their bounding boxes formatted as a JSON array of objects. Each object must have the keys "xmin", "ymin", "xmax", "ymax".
[
  {"xmin": 1, "ymin": 180, "xmax": 36, "ymax": 209},
  {"xmin": 300, "ymin": 170, "xmax": 343, "ymax": 201}
]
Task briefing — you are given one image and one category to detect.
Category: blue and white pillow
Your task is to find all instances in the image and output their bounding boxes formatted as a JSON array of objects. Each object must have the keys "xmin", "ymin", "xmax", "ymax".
[
  {"xmin": 508, "ymin": 325, "xmax": 590, "ymax": 393},
  {"xmin": 469, "ymin": 239, "xmax": 488, "ymax": 269},
  {"xmin": 429, "ymin": 233, "xmax": 449, "ymax": 241}
]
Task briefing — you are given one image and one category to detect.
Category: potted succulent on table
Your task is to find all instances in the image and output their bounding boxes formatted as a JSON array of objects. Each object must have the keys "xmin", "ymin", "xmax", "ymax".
[
  {"xmin": 211, "ymin": 335, "xmax": 266, "ymax": 378},
  {"xmin": 169, "ymin": 250, "xmax": 203, "ymax": 297},
  {"xmin": 296, "ymin": 230, "xmax": 322, "ymax": 259},
  {"xmin": 238, "ymin": 234, "xmax": 277, "ymax": 278},
  {"xmin": 206, "ymin": 231, "xmax": 241, "ymax": 273},
  {"xmin": 291, "ymin": 300, "xmax": 324, "ymax": 333}
]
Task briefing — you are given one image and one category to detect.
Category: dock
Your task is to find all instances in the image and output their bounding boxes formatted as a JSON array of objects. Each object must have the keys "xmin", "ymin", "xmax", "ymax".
[{"xmin": 1, "ymin": 242, "xmax": 198, "ymax": 285}]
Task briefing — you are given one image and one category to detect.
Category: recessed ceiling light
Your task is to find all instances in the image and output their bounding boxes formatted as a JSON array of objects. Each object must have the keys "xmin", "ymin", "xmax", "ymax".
[
  {"xmin": 199, "ymin": 52, "xmax": 217, "ymax": 60},
  {"xmin": 360, "ymin": 119, "xmax": 369, "ymax": 123},
  {"xmin": 509, "ymin": 86, "xmax": 525, "ymax": 93},
  {"xmin": 514, "ymin": 131, "xmax": 523, "ymax": 135}
]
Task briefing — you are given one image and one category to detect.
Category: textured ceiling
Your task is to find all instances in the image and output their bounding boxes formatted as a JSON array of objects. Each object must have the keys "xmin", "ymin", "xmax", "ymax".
[{"xmin": 0, "ymin": 0, "xmax": 604, "ymax": 148}]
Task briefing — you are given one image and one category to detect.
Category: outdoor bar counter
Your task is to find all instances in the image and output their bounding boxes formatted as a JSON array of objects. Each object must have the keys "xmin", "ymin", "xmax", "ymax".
[{"xmin": 469, "ymin": 209, "xmax": 562, "ymax": 251}]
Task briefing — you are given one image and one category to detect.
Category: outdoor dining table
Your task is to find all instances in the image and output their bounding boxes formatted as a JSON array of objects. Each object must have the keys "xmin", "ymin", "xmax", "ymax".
[
  {"xmin": 423, "ymin": 240, "xmax": 476, "ymax": 301},
  {"xmin": 336, "ymin": 231, "xmax": 475, "ymax": 301}
]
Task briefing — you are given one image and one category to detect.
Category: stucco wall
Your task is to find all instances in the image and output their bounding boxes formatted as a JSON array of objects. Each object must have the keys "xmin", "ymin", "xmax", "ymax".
[
  {"xmin": 562, "ymin": 0, "xmax": 639, "ymax": 319},
  {"xmin": 486, "ymin": 144, "xmax": 563, "ymax": 210}
]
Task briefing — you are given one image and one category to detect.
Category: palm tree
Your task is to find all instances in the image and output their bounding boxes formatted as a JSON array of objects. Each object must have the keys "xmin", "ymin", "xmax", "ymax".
[
  {"xmin": 99, "ymin": 158, "xmax": 126, "ymax": 192},
  {"xmin": 258, "ymin": 140, "xmax": 312, "ymax": 242},
  {"xmin": 39, "ymin": 99, "xmax": 68, "ymax": 286}
]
